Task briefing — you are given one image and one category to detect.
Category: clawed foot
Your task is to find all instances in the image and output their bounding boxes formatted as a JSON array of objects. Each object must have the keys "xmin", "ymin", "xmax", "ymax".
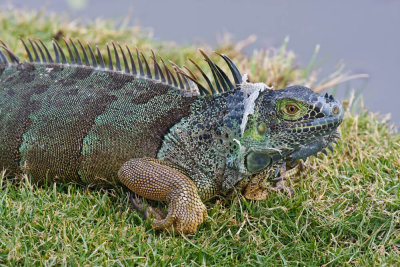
[
  {"xmin": 270, "ymin": 160, "xmax": 307, "ymax": 196},
  {"xmin": 120, "ymin": 158, "xmax": 208, "ymax": 234},
  {"xmin": 244, "ymin": 160, "xmax": 307, "ymax": 200},
  {"xmin": 129, "ymin": 191, "xmax": 207, "ymax": 234},
  {"xmin": 152, "ymin": 194, "xmax": 207, "ymax": 234},
  {"xmin": 129, "ymin": 192, "xmax": 207, "ymax": 234},
  {"xmin": 271, "ymin": 179, "xmax": 294, "ymax": 196},
  {"xmin": 130, "ymin": 193, "xmax": 207, "ymax": 234}
]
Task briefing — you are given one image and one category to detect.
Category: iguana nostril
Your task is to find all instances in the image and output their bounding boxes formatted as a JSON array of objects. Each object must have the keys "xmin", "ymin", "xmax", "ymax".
[{"xmin": 332, "ymin": 105, "xmax": 339, "ymax": 115}]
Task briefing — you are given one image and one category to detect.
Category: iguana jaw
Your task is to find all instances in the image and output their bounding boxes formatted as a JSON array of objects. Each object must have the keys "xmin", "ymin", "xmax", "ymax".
[
  {"xmin": 285, "ymin": 93, "xmax": 344, "ymax": 162},
  {"xmin": 287, "ymin": 130, "xmax": 340, "ymax": 164}
]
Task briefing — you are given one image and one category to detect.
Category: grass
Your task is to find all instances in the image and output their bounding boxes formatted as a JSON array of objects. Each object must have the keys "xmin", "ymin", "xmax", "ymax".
[{"xmin": 1, "ymin": 9, "xmax": 399, "ymax": 266}]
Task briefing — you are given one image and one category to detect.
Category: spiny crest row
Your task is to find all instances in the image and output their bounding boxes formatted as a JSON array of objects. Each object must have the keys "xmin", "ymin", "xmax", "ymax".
[{"xmin": 0, "ymin": 38, "xmax": 243, "ymax": 96}]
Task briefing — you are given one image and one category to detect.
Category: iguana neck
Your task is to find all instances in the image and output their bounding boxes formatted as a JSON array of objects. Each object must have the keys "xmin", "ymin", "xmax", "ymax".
[{"xmin": 157, "ymin": 90, "xmax": 246, "ymax": 200}]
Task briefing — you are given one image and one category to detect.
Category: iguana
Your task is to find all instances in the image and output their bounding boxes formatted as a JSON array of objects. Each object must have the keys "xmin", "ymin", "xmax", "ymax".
[{"xmin": 0, "ymin": 39, "xmax": 343, "ymax": 233}]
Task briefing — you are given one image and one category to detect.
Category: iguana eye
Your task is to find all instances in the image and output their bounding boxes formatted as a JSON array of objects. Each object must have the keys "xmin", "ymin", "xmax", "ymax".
[
  {"xmin": 256, "ymin": 122, "xmax": 267, "ymax": 135},
  {"xmin": 277, "ymin": 99, "xmax": 306, "ymax": 121},
  {"xmin": 285, "ymin": 104, "xmax": 299, "ymax": 115}
]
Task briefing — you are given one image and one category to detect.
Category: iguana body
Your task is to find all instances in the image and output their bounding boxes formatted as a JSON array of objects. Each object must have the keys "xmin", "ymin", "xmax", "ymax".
[{"xmin": 0, "ymin": 39, "xmax": 343, "ymax": 233}]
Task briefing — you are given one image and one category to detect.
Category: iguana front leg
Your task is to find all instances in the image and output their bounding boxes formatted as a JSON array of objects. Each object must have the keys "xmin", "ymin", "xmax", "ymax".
[
  {"xmin": 244, "ymin": 160, "xmax": 307, "ymax": 200},
  {"xmin": 118, "ymin": 158, "xmax": 207, "ymax": 234}
]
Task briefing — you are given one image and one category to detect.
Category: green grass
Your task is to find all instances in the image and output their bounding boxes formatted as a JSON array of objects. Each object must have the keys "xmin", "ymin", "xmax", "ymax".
[{"xmin": 1, "ymin": 9, "xmax": 399, "ymax": 266}]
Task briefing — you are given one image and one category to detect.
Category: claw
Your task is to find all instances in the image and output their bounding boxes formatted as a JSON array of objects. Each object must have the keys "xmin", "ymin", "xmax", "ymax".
[
  {"xmin": 275, "ymin": 180, "xmax": 294, "ymax": 197},
  {"xmin": 328, "ymin": 144, "xmax": 334, "ymax": 152},
  {"xmin": 129, "ymin": 192, "xmax": 144, "ymax": 212},
  {"xmin": 143, "ymin": 206, "xmax": 149, "ymax": 220},
  {"xmin": 270, "ymin": 176, "xmax": 284, "ymax": 182},
  {"xmin": 333, "ymin": 133, "xmax": 341, "ymax": 140},
  {"xmin": 128, "ymin": 192, "xmax": 165, "ymax": 221},
  {"xmin": 274, "ymin": 167, "xmax": 280, "ymax": 177},
  {"xmin": 286, "ymin": 186, "xmax": 294, "ymax": 196},
  {"xmin": 297, "ymin": 159, "xmax": 306, "ymax": 172}
]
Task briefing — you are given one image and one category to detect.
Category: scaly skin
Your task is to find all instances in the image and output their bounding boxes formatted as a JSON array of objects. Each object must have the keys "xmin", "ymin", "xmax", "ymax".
[
  {"xmin": 0, "ymin": 39, "xmax": 343, "ymax": 233},
  {"xmin": 118, "ymin": 158, "xmax": 207, "ymax": 233}
]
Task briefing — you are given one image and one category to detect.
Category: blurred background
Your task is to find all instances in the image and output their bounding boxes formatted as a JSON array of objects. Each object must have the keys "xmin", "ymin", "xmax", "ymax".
[{"xmin": 1, "ymin": 0, "xmax": 399, "ymax": 124}]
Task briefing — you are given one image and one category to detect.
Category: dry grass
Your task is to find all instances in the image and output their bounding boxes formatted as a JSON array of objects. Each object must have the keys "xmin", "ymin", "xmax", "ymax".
[{"xmin": 0, "ymin": 9, "xmax": 366, "ymax": 92}]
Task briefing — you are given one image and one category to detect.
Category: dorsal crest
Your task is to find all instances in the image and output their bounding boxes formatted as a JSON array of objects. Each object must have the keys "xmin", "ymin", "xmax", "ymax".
[{"xmin": 0, "ymin": 38, "xmax": 243, "ymax": 97}]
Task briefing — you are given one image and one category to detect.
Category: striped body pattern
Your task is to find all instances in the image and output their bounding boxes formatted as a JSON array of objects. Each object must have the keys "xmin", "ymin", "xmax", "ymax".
[{"xmin": 0, "ymin": 63, "xmax": 194, "ymax": 185}]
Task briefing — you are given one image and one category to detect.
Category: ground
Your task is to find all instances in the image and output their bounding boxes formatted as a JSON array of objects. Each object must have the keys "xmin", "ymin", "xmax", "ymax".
[{"xmin": 0, "ymin": 9, "xmax": 399, "ymax": 266}]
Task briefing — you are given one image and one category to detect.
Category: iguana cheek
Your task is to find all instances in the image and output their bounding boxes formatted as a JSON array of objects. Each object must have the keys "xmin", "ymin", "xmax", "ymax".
[{"xmin": 245, "ymin": 151, "xmax": 271, "ymax": 173}]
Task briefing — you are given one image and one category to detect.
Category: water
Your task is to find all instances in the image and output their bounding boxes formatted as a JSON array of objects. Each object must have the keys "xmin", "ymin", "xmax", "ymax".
[{"xmin": 2, "ymin": 0, "xmax": 400, "ymax": 125}]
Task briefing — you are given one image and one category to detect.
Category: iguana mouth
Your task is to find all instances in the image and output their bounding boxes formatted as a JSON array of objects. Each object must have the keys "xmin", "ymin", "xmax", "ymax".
[
  {"xmin": 287, "ymin": 115, "xmax": 343, "ymax": 137},
  {"xmin": 288, "ymin": 130, "xmax": 341, "ymax": 164}
]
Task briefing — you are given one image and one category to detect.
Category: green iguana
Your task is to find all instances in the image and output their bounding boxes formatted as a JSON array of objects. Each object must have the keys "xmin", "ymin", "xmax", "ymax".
[{"xmin": 0, "ymin": 39, "xmax": 343, "ymax": 233}]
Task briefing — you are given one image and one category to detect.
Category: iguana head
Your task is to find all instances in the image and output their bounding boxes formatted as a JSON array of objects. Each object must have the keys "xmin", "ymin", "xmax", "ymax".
[{"xmin": 238, "ymin": 84, "xmax": 343, "ymax": 174}]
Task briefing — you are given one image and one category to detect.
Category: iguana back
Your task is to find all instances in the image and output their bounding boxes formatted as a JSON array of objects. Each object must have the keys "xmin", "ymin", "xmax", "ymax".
[{"xmin": 0, "ymin": 62, "xmax": 194, "ymax": 185}]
